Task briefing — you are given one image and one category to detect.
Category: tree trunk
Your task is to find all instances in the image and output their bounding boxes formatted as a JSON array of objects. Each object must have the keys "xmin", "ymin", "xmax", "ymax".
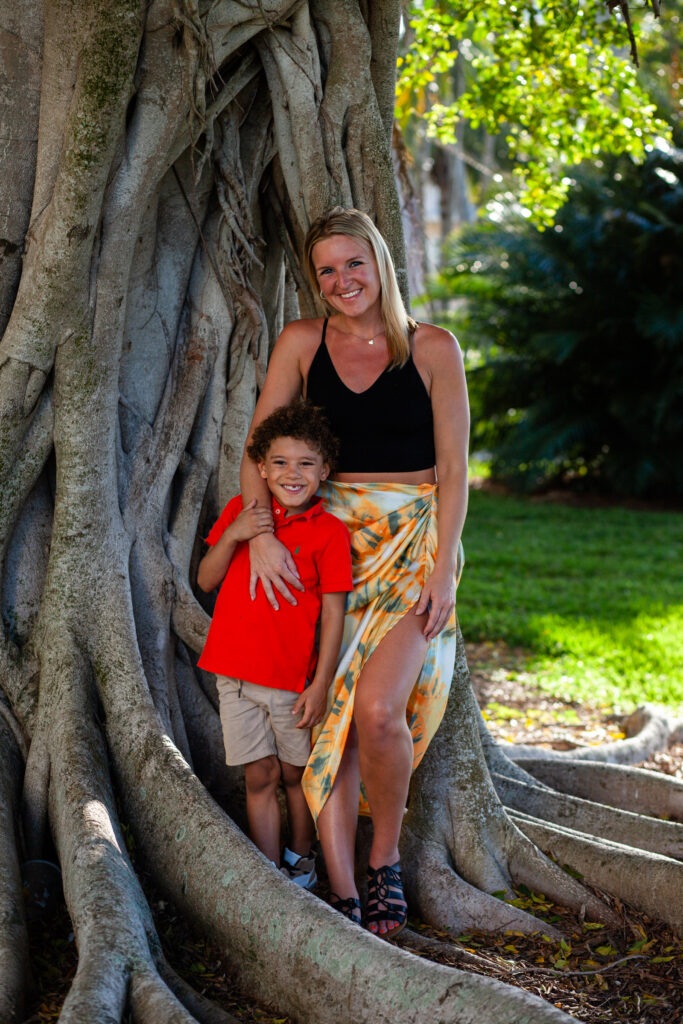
[{"xmin": 1, "ymin": 3, "xmax": 681, "ymax": 1022}]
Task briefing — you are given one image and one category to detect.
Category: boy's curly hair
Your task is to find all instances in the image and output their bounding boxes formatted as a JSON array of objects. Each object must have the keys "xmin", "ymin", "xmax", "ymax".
[{"xmin": 246, "ymin": 400, "xmax": 339, "ymax": 470}]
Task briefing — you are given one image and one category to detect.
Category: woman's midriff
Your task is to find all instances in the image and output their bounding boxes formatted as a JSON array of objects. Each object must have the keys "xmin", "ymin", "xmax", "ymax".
[{"xmin": 332, "ymin": 468, "xmax": 436, "ymax": 485}]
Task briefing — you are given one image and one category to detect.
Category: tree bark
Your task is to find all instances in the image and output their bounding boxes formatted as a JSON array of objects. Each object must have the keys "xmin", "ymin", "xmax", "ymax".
[{"xmin": 0, "ymin": 3, "xmax": 680, "ymax": 1022}]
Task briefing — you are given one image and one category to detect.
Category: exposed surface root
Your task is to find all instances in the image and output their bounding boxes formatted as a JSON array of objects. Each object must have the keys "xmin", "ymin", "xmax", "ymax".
[
  {"xmin": 156, "ymin": 955, "xmax": 242, "ymax": 1024},
  {"xmin": 507, "ymin": 704, "xmax": 682, "ymax": 766},
  {"xmin": 516, "ymin": 758, "xmax": 683, "ymax": 821},
  {"xmin": 510, "ymin": 812, "xmax": 683, "ymax": 935},
  {"xmin": 42, "ymin": 638, "xmax": 230, "ymax": 1024},
  {"xmin": 104, "ymin": 695, "xmax": 577, "ymax": 1024},
  {"xmin": 405, "ymin": 625, "xmax": 621, "ymax": 937},
  {"xmin": 400, "ymin": 834, "xmax": 564, "ymax": 938},
  {"xmin": 493, "ymin": 772, "xmax": 683, "ymax": 860}
]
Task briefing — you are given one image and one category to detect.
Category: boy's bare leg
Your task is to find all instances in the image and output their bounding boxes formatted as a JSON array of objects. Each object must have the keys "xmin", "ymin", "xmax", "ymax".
[
  {"xmin": 280, "ymin": 761, "xmax": 315, "ymax": 856},
  {"xmin": 244, "ymin": 755, "xmax": 282, "ymax": 863},
  {"xmin": 316, "ymin": 722, "xmax": 361, "ymax": 899}
]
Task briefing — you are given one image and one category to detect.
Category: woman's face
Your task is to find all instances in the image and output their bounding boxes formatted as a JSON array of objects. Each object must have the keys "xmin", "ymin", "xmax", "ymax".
[{"xmin": 312, "ymin": 234, "xmax": 381, "ymax": 320}]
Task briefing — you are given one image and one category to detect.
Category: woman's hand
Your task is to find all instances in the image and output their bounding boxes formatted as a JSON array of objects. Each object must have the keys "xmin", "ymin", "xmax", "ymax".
[
  {"xmin": 229, "ymin": 499, "xmax": 274, "ymax": 542},
  {"xmin": 248, "ymin": 531, "xmax": 305, "ymax": 609},
  {"xmin": 414, "ymin": 564, "xmax": 456, "ymax": 641}
]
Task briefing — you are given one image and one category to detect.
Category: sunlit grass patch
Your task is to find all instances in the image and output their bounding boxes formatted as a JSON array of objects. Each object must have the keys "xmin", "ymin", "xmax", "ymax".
[{"xmin": 458, "ymin": 491, "xmax": 683, "ymax": 712}]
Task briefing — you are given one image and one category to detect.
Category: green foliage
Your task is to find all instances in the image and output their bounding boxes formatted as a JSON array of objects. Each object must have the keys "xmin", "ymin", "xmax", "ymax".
[
  {"xmin": 459, "ymin": 491, "xmax": 683, "ymax": 710},
  {"xmin": 441, "ymin": 147, "xmax": 683, "ymax": 497},
  {"xmin": 398, "ymin": 0, "xmax": 672, "ymax": 222}
]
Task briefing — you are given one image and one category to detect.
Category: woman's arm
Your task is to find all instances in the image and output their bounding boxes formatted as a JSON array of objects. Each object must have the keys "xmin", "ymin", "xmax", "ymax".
[
  {"xmin": 414, "ymin": 327, "xmax": 470, "ymax": 640},
  {"xmin": 240, "ymin": 320, "xmax": 317, "ymax": 608},
  {"xmin": 196, "ymin": 500, "xmax": 274, "ymax": 592}
]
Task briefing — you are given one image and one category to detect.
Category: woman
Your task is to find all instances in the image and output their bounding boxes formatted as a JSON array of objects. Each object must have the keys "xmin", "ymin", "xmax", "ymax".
[{"xmin": 239, "ymin": 208, "xmax": 469, "ymax": 937}]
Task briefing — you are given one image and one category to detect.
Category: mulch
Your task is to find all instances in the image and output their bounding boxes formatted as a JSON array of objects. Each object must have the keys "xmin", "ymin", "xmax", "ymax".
[{"xmin": 24, "ymin": 645, "xmax": 682, "ymax": 1024}]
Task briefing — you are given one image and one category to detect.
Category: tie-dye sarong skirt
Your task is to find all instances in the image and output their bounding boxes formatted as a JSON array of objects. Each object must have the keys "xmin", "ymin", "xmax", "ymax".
[{"xmin": 301, "ymin": 480, "xmax": 464, "ymax": 823}]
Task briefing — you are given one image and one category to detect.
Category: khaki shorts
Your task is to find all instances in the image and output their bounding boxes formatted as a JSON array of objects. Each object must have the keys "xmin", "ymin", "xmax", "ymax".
[{"xmin": 215, "ymin": 675, "xmax": 311, "ymax": 767}]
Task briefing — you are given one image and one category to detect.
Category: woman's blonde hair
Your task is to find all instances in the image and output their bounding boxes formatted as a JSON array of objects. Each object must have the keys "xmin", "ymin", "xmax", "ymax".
[{"xmin": 303, "ymin": 207, "xmax": 416, "ymax": 368}]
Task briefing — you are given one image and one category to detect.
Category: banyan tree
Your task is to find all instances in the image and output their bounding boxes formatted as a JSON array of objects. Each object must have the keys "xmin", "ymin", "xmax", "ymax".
[{"xmin": 0, "ymin": 3, "xmax": 681, "ymax": 1022}]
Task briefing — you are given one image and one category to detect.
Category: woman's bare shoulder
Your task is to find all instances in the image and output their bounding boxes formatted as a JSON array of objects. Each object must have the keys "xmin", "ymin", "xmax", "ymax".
[
  {"xmin": 276, "ymin": 316, "xmax": 326, "ymax": 351},
  {"xmin": 412, "ymin": 321, "xmax": 463, "ymax": 371}
]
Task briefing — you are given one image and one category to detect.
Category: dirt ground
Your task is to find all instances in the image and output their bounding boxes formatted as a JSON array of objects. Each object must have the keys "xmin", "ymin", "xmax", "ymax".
[{"xmin": 25, "ymin": 644, "xmax": 682, "ymax": 1024}]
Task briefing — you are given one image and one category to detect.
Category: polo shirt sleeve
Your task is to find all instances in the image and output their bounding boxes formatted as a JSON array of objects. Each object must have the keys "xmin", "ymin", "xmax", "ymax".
[
  {"xmin": 316, "ymin": 516, "xmax": 353, "ymax": 594},
  {"xmin": 205, "ymin": 495, "xmax": 242, "ymax": 546}
]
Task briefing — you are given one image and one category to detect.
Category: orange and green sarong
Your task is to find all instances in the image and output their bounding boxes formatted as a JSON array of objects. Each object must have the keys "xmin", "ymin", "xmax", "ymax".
[{"xmin": 301, "ymin": 480, "xmax": 464, "ymax": 823}]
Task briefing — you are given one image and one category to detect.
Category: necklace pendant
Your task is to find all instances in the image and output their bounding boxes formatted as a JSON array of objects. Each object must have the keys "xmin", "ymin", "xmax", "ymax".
[{"xmin": 368, "ymin": 338, "xmax": 374, "ymax": 345}]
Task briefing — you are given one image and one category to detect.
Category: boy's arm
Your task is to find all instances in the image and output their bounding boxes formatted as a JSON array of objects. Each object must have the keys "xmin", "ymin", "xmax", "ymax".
[
  {"xmin": 196, "ymin": 500, "xmax": 273, "ymax": 593},
  {"xmin": 292, "ymin": 591, "xmax": 346, "ymax": 729}
]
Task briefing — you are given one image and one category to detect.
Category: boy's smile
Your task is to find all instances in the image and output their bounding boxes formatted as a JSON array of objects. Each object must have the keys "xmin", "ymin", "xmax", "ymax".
[{"xmin": 258, "ymin": 436, "xmax": 329, "ymax": 515}]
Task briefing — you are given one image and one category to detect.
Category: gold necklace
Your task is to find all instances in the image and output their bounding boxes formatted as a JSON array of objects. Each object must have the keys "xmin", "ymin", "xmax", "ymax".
[{"xmin": 344, "ymin": 327, "xmax": 383, "ymax": 346}]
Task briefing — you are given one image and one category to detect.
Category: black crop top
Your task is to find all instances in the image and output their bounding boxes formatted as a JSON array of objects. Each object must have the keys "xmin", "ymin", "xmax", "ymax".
[{"xmin": 306, "ymin": 320, "xmax": 436, "ymax": 473}]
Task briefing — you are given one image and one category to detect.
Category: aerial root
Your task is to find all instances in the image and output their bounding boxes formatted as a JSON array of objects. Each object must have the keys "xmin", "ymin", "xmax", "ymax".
[
  {"xmin": 515, "ymin": 757, "xmax": 683, "ymax": 821},
  {"xmin": 509, "ymin": 811, "xmax": 683, "ymax": 935},
  {"xmin": 493, "ymin": 771, "xmax": 683, "ymax": 859},
  {"xmin": 0, "ymin": 715, "xmax": 29, "ymax": 1024},
  {"xmin": 22, "ymin": 727, "xmax": 51, "ymax": 859}
]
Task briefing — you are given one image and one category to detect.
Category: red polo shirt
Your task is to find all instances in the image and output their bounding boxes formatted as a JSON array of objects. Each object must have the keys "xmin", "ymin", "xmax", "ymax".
[{"xmin": 198, "ymin": 495, "xmax": 353, "ymax": 692}]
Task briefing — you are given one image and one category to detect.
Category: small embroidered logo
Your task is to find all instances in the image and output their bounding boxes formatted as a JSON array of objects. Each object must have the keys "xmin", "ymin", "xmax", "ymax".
[{"xmin": 294, "ymin": 546, "xmax": 300, "ymax": 554}]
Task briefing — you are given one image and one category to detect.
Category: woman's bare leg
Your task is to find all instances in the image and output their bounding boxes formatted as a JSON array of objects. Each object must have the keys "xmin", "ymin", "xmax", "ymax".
[
  {"xmin": 316, "ymin": 722, "xmax": 361, "ymax": 899},
  {"xmin": 354, "ymin": 609, "xmax": 429, "ymax": 931}
]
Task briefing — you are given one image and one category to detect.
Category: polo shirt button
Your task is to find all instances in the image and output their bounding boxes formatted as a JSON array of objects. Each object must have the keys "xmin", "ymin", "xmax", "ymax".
[{"xmin": 275, "ymin": 508, "xmax": 281, "ymax": 514}]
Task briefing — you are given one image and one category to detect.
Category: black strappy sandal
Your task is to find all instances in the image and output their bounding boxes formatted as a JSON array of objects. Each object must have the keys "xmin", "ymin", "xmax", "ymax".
[
  {"xmin": 365, "ymin": 862, "xmax": 407, "ymax": 939},
  {"xmin": 329, "ymin": 892, "xmax": 362, "ymax": 925}
]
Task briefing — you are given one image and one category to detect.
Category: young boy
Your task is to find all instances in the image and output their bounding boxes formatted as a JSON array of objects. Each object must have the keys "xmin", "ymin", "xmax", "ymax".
[{"xmin": 197, "ymin": 401, "xmax": 352, "ymax": 889}]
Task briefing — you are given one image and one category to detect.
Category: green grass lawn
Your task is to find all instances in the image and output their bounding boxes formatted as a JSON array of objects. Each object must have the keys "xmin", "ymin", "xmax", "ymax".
[{"xmin": 457, "ymin": 490, "xmax": 683, "ymax": 713}]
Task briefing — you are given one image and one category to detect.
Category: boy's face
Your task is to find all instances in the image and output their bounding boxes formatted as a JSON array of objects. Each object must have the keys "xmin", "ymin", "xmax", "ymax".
[{"xmin": 258, "ymin": 436, "xmax": 329, "ymax": 515}]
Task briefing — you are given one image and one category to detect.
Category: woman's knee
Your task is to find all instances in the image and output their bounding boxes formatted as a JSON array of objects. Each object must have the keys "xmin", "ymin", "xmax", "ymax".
[
  {"xmin": 355, "ymin": 699, "xmax": 408, "ymax": 749},
  {"xmin": 244, "ymin": 755, "xmax": 281, "ymax": 793}
]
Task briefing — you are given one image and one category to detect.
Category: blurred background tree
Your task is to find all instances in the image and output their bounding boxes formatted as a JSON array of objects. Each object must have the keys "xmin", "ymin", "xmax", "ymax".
[
  {"xmin": 397, "ymin": 0, "xmax": 683, "ymax": 498},
  {"xmin": 439, "ymin": 147, "xmax": 683, "ymax": 496},
  {"xmin": 396, "ymin": 0, "xmax": 673, "ymax": 283}
]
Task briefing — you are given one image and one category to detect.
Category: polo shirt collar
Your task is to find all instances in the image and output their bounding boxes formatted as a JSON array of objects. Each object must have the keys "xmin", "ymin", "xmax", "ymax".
[{"xmin": 271, "ymin": 494, "xmax": 323, "ymax": 524}]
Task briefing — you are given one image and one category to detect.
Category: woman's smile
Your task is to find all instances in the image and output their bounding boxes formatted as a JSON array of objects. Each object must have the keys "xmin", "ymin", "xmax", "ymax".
[{"xmin": 313, "ymin": 235, "xmax": 381, "ymax": 320}]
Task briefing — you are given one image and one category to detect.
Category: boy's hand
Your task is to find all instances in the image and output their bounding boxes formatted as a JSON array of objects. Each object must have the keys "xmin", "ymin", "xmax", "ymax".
[
  {"xmin": 228, "ymin": 499, "xmax": 274, "ymax": 543},
  {"xmin": 292, "ymin": 681, "xmax": 328, "ymax": 730}
]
